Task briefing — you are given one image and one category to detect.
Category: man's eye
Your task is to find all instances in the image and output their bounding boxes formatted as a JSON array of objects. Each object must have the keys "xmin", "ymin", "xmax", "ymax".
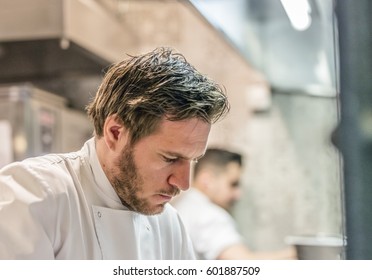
[
  {"xmin": 163, "ymin": 157, "xmax": 177, "ymax": 163},
  {"xmin": 231, "ymin": 181, "xmax": 240, "ymax": 188}
]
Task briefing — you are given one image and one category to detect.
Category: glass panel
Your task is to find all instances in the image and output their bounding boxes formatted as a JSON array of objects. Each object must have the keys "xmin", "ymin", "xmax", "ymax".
[{"xmin": 190, "ymin": 0, "xmax": 344, "ymax": 258}]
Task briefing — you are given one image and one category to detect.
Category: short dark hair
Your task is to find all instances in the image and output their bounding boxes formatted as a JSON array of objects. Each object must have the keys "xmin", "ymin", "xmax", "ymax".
[
  {"xmin": 194, "ymin": 148, "xmax": 243, "ymax": 178},
  {"xmin": 86, "ymin": 47, "xmax": 230, "ymax": 144}
]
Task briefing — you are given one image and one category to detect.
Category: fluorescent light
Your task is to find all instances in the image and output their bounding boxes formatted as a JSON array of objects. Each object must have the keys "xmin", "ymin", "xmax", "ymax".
[{"xmin": 280, "ymin": 0, "xmax": 312, "ymax": 31}]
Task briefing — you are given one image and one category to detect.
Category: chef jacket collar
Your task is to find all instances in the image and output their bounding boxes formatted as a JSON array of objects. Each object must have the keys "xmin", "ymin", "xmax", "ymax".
[{"xmin": 84, "ymin": 137, "xmax": 127, "ymax": 210}]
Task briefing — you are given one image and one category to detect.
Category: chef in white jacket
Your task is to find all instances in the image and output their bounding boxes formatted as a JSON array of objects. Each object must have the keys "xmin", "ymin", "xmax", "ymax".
[
  {"xmin": 0, "ymin": 47, "xmax": 230, "ymax": 260},
  {"xmin": 173, "ymin": 148, "xmax": 296, "ymax": 260}
]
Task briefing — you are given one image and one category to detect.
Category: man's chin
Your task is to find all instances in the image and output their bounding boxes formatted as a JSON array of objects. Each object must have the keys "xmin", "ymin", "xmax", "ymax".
[{"xmin": 138, "ymin": 203, "xmax": 166, "ymax": 216}]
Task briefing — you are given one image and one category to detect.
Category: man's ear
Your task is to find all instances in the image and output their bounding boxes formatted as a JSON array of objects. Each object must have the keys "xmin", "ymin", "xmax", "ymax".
[
  {"xmin": 103, "ymin": 114, "xmax": 129, "ymax": 151},
  {"xmin": 198, "ymin": 171, "xmax": 214, "ymax": 190}
]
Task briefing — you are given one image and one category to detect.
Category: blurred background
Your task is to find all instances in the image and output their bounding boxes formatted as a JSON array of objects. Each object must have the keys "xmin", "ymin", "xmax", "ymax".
[{"xmin": 0, "ymin": 0, "xmax": 371, "ymax": 259}]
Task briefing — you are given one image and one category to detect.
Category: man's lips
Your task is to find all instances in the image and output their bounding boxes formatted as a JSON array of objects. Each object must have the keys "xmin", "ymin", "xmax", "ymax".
[
  {"xmin": 153, "ymin": 188, "xmax": 180, "ymax": 203},
  {"xmin": 155, "ymin": 194, "xmax": 173, "ymax": 203}
]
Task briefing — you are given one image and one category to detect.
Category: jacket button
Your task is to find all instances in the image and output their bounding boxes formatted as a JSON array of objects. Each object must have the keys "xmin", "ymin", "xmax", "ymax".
[{"xmin": 97, "ymin": 211, "xmax": 102, "ymax": 218}]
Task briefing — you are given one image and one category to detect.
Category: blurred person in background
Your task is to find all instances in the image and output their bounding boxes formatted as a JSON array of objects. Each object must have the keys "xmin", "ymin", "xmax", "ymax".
[
  {"xmin": 0, "ymin": 47, "xmax": 230, "ymax": 259},
  {"xmin": 173, "ymin": 148, "xmax": 296, "ymax": 260}
]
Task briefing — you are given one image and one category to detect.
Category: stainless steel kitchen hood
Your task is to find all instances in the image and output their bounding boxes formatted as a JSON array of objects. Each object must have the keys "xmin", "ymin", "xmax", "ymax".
[
  {"xmin": 0, "ymin": 0, "xmax": 134, "ymax": 110},
  {"xmin": 0, "ymin": 0, "xmax": 131, "ymax": 63}
]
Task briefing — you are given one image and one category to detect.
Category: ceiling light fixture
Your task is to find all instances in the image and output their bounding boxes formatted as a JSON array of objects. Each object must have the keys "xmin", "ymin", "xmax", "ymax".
[{"xmin": 280, "ymin": 0, "xmax": 312, "ymax": 31}]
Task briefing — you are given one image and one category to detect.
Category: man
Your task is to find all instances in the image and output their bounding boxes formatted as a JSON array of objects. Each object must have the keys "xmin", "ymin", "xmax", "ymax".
[
  {"xmin": 0, "ymin": 47, "xmax": 229, "ymax": 259},
  {"xmin": 173, "ymin": 148, "xmax": 296, "ymax": 260}
]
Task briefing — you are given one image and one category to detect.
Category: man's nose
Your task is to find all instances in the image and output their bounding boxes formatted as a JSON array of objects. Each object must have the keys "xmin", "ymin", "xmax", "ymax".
[{"xmin": 168, "ymin": 161, "xmax": 191, "ymax": 191}]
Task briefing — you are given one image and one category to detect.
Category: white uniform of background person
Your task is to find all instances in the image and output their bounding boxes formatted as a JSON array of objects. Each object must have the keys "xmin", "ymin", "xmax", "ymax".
[
  {"xmin": 174, "ymin": 188, "xmax": 242, "ymax": 260},
  {"xmin": 0, "ymin": 138, "xmax": 195, "ymax": 259}
]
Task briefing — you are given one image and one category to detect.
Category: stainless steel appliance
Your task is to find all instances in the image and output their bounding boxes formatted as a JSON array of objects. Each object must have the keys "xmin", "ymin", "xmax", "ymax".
[
  {"xmin": 0, "ymin": 84, "xmax": 92, "ymax": 168},
  {"xmin": 286, "ymin": 235, "xmax": 346, "ymax": 260}
]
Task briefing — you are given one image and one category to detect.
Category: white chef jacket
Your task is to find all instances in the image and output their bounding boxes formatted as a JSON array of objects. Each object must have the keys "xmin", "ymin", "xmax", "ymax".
[
  {"xmin": 0, "ymin": 138, "xmax": 195, "ymax": 260},
  {"xmin": 173, "ymin": 188, "xmax": 243, "ymax": 260}
]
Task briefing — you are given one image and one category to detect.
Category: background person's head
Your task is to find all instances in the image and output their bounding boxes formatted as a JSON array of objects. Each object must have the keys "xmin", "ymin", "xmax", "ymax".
[
  {"xmin": 86, "ymin": 47, "xmax": 230, "ymax": 215},
  {"xmin": 193, "ymin": 148, "xmax": 243, "ymax": 210}
]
